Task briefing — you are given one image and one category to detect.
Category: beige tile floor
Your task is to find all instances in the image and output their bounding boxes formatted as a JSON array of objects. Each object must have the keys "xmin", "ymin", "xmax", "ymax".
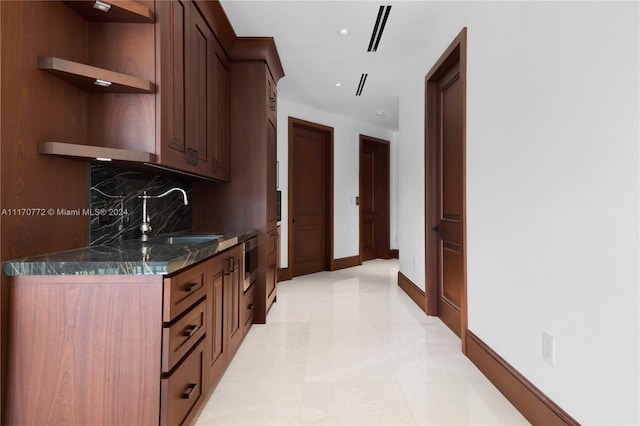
[{"xmin": 194, "ymin": 259, "xmax": 529, "ymax": 425}]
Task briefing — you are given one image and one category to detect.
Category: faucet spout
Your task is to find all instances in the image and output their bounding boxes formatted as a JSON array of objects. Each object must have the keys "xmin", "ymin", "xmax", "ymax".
[
  {"xmin": 137, "ymin": 187, "xmax": 188, "ymax": 241},
  {"xmin": 155, "ymin": 187, "xmax": 189, "ymax": 205}
]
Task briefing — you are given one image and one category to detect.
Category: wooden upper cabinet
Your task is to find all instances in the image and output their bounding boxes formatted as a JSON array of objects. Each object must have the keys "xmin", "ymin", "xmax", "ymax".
[{"xmin": 157, "ymin": 0, "xmax": 230, "ymax": 181}]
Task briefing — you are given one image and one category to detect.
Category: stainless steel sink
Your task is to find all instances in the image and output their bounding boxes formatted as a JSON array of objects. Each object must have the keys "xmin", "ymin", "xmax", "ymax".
[{"xmin": 156, "ymin": 235, "xmax": 222, "ymax": 245}]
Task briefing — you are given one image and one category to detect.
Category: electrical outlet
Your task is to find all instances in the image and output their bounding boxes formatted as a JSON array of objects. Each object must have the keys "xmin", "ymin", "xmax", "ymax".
[{"xmin": 542, "ymin": 332, "xmax": 555, "ymax": 365}]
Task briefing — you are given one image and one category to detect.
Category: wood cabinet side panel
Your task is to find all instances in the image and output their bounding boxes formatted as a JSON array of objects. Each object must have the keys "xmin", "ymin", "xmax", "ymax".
[
  {"xmin": 1, "ymin": 3, "xmax": 91, "ymax": 418},
  {"xmin": 5, "ymin": 275, "xmax": 162, "ymax": 426},
  {"xmin": 1, "ymin": 1, "xmax": 89, "ymax": 263}
]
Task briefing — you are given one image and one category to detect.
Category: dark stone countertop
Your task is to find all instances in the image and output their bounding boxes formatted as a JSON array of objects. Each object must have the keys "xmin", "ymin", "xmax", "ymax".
[{"xmin": 2, "ymin": 230, "xmax": 257, "ymax": 276}]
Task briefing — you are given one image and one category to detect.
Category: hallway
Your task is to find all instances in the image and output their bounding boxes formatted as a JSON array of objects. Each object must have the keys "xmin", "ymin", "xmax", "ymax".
[{"xmin": 195, "ymin": 260, "xmax": 528, "ymax": 425}]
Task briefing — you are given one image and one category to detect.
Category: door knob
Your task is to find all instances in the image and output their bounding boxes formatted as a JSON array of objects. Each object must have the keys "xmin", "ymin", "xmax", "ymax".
[{"xmin": 431, "ymin": 225, "xmax": 440, "ymax": 233}]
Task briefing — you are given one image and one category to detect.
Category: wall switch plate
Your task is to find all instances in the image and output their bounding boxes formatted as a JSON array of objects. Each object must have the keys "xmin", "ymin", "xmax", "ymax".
[{"xmin": 542, "ymin": 332, "xmax": 555, "ymax": 365}]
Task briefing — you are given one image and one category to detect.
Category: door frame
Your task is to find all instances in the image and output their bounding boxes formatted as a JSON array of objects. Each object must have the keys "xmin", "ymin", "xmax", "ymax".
[
  {"xmin": 424, "ymin": 28, "xmax": 468, "ymax": 351},
  {"xmin": 359, "ymin": 134, "xmax": 391, "ymax": 261},
  {"xmin": 287, "ymin": 117, "xmax": 335, "ymax": 278}
]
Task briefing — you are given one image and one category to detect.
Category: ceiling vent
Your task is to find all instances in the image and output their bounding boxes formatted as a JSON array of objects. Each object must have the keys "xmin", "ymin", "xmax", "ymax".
[
  {"xmin": 356, "ymin": 73, "xmax": 368, "ymax": 96},
  {"xmin": 367, "ymin": 5, "xmax": 391, "ymax": 52}
]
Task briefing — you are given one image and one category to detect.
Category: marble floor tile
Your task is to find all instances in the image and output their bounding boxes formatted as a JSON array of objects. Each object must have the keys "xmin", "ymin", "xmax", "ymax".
[{"xmin": 194, "ymin": 259, "xmax": 529, "ymax": 426}]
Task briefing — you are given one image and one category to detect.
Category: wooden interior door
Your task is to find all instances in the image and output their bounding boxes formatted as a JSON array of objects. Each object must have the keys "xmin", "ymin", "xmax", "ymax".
[
  {"xmin": 289, "ymin": 120, "xmax": 332, "ymax": 277},
  {"xmin": 425, "ymin": 29, "xmax": 467, "ymax": 342},
  {"xmin": 359, "ymin": 136, "xmax": 390, "ymax": 261}
]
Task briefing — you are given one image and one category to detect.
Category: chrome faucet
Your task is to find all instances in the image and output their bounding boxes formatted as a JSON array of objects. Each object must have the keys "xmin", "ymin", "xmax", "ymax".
[{"xmin": 138, "ymin": 187, "xmax": 188, "ymax": 241}]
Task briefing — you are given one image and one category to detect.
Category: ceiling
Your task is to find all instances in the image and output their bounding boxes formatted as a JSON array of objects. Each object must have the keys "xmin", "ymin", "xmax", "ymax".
[{"xmin": 220, "ymin": 1, "xmax": 469, "ymax": 132}]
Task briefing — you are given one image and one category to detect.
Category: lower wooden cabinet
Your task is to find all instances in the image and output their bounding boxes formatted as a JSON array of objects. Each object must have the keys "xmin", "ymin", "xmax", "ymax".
[
  {"xmin": 206, "ymin": 243, "xmax": 244, "ymax": 389},
  {"xmin": 5, "ymin": 241, "xmax": 256, "ymax": 426}
]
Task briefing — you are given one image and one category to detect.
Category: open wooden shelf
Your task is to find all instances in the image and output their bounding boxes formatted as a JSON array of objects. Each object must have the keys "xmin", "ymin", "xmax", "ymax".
[
  {"xmin": 63, "ymin": 0, "xmax": 154, "ymax": 23},
  {"xmin": 38, "ymin": 141, "xmax": 157, "ymax": 163},
  {"xmin": 38, "ymin": 56, "xmax": 155, "ymax": 93}
]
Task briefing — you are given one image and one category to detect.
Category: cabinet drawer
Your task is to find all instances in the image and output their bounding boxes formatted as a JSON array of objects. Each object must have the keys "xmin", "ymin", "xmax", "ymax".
[
  {"xmin": 243, "ymin": 283, "xmax": 256, "ymax": 328},
  {"xmin": 162, "ymin": 299, "xmax": 206, "ymax": 373},
  {"xmin": 161, "ymin": 339, "xmax": 205, "ymax": 426},
  {"xmin": 163, "ymin": 262, "xmax": 206, "ymax": 322}
]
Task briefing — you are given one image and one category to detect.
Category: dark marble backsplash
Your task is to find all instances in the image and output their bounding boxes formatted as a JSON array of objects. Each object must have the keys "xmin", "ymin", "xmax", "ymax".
[{"xmin": 89, "ymin": 164, "xmax": 192, "ymax": 246}]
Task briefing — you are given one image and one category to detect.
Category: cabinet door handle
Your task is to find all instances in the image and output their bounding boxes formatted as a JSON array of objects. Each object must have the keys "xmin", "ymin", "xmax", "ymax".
[
  {"xmin": 187, "ymin": 148, "xmax": 199, "ymax": 165},
  {"xmin": 182, "ymin": 383, "xmax": 197, "ymax": 399},
  {"xmin": 183, "ymin": 325, "xmax": 199, "ymax": 337},
  {"xmin": 212, "ymin": 159, "xmax": 218, "ymax": 172},
  {"xmin": 184, "ymin": 282, "xmax": 198, "ymax": 292},
  {"xmin": 247, "ymin": 304, "xmax": 254, "ymax": 310}
]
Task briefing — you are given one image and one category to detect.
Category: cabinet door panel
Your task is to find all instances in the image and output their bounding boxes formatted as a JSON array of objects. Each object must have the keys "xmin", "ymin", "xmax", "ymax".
[
  {"xmin": 159, "ymin": 0, "xmax": 187, "ymax": 165},
  {"xmin": 206, "ymin": 255, "xmax": 227, "ymax": 389},
  {"xmin": 187, "ymin": 6, "xmax": 212, "ymax": 176},
  {"xmin": 193, "ymin": 19, "xmax": 208, "ymax": 163},
  {"xmin": 212, "ymin": 50, "xmax": 230, "ymax": 181},
  {"xmin": 267, "ymin": 120, "xmax": 277, "ymax": 230},
  {"xmin": 227, "ymin": 245, "xmax": 243, "ymax": 356}
]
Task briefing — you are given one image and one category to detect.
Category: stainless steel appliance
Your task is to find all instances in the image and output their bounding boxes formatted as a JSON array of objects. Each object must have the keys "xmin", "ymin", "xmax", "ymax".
[{"xmin": 243, "ymin": 237, "xmax": 258, "ymax": 291}]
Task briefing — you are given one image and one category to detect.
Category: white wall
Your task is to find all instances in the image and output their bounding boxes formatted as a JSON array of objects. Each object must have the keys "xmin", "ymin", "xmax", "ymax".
[
  {"xmin": 277, "ymin": 98, "xmax": 397, "ymax": 268},
  {"xmin": 397, "ymin": 2, "xmax": 639, "ymax": 424}
]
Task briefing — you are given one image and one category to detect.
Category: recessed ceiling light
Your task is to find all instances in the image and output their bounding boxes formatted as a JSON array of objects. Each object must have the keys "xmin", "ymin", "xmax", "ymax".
[
  {"xmin": 338, "ymin": 29, "xmax": 351, "ymax": 36},
  {"xmin": 376, "ymin": 111, "xmax": 386, "ymax": 116},
  {"xmin": 335, "ymin": 83, "xmax": 342, "ymax": 87}
]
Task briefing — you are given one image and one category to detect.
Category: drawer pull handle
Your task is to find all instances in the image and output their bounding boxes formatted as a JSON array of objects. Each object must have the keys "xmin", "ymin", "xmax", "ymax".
[
  {"xmin": 247, "ymin": 304, "xmax": 254, "ymax": 310},
  {"xmin": 183, "ymin": 325, "xmax": 199, "ymax": 337},
  {"xmin": 184, "ymin": 282, "xmax": 198, "ymax": 292},
  {"xmin": 182, "ymin": 383, "xmax": 197, "ymax": 399}
]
